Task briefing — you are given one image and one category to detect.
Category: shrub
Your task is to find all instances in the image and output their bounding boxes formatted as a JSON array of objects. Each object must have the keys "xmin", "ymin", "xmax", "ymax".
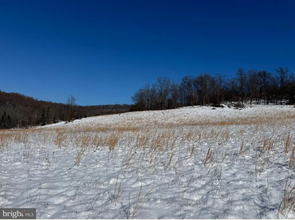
[
  {"xmin": 211, "ymin": 103, "xmax": 224, "ymax": 108},
  {"xmin": 234, "ymin": 102, "xmax": 246, "ymax": 109}
]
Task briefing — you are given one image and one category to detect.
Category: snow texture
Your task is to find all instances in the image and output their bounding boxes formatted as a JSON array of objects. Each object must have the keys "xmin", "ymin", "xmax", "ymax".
[{"xmin": 1, "ymin": 104, "xmax": 295, "ymax": 218}]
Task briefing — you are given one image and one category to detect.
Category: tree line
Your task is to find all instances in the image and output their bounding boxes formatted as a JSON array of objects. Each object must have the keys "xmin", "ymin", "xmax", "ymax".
[
  {"xmin": 0, "ymin": 91, "xmax": 131, "ymax": 129},
  {"xmin": 131, "ymin": 67, "xmax": 295, "ymax": 111},
  {"xmin": 1, "ymin": 66, "xmax": 293, "ymax": 128}
]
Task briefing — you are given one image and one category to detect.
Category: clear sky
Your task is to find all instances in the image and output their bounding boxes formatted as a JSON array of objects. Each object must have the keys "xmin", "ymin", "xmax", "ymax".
[{"xmin": 0, "ymin": 0, "xmax": 294, "ymax": 105}]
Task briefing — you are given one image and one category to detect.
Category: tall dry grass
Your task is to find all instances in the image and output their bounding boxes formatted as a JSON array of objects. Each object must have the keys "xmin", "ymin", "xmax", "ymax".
[
  {"xmin": 1, "ymin": 106, "xmax": 295, "ymax": 218},
  {"xmin": 285, "ymin": 132, "xmax": 291, "ymax": 154},
  {"xmin": 280, "ymin": 177, "xmax": 295, "ymax": 217},
  {"xmin": 0, "ymin": 107, "xmax": 293, "ymax": 155},
  {"xmin": 258, "ymin": 138, "xmax": 273, "ymax": 157},
  {"xmin": 289, "ymin": 147, "xmax": 295, "ymax": 168},
  {"xmin": 204, "ymin": 148, "xmax": 214, "ymax": 167},
  {"xmin": 54, "ymin": 128, "xmax": 66, "ymax": 148}
]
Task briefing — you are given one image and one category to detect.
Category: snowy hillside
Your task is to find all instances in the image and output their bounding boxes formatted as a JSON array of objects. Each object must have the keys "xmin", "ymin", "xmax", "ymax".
[{"xmin": 1, "ymin": 105, "xmax": 295, "ymax": 218}]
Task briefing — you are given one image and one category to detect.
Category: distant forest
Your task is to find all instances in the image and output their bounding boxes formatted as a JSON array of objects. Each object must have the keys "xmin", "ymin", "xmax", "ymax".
[
  {"xmin": 2, "ymin": 67, "xmax": 294, "ymax": 129},
  {"xmin": 132, "ymin": 67, "xmax": 295, "ymax": 111},
  {"xmin": 0, "ymin": 91, "xmax": 131, "ymax": 129}
]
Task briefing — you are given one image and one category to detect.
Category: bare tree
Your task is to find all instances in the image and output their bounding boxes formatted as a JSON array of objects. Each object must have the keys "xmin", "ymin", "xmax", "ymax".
[
  {"xmin": 276, "ymin": 67, "xmax": 289, "ymax": 89},
  {"xmin": 131, "ymin": 67, "xmax": 295, "ymax": 111},
  {"xmin": 180, "ymin": 75, "xmax": 196, "ymax": 106},
  {"xmin": 258, "ymin": 70, "xmax": 271, "ymax": 103},
  {"xmin": 156, "ymin": 77, "xmax": 171, "ymax": 109},
  {"xmin": 195, "ymin": 74, "xmax": 215, "ymax": 105},
  {"xmin": 168, "ymin": 81, "xmax": 180, "ymax": 109},
  {"xmin": 66, "ymin": 95, "xmax": 76, "ymax": 121},
  {"xmin": 247, "ymin": 70, "xmax": 259, "ymax": 104},
  {"xmin": 276, "ymin": 67, "xmax": 290, "ymax": 101},
  {"xmin": 236, "ymin": 68, "xmax": 247, "ymax": 103}
]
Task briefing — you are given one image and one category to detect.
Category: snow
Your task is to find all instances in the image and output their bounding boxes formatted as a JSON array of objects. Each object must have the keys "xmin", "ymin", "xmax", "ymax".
[{"xmin": 1, "ymin": 104, "xmax": 295, "ymax": 218}]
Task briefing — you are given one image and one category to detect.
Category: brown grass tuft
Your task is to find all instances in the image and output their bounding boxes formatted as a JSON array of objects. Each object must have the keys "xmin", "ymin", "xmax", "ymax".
[
  {"xmin": 54, "ymin": 128, "xmax": 66, "ymax": 148},
  {"xmin": 259, "ymin": 138, "xmax": 273, "ymax": 157},
  {"xmin": 131, "ymin": 185, "xmax": 142, "ymax": 219},
  {"xmin": 204, "ymin": 148, "xmax": 214, "ymax": 167},
  {"xmin": 280, "ymin": 178, "xmax": 295, "ymax": 217},
  {"xmin": 168, "ymin": 151, "xmax": 174, "ymax": 166},
  {"xmin": 108, "ymin": 134, "xmax": 119, "ymax": 151},
  {"xmin": 289, "ymin": 146, "xmax": 295, "ymax": 168},
  {"xmin": 80, "ymin": 134, "xmax": 92, "ymax": 147},
  {"xmin": 154, "ymin": 133, "xmax": 168, "ymax": 149},
  {"xmin": 189, "ymin": 146, "xmax": 195, "ymax": 158},
  {"xmin": 239, "ymin": 141, "xmax": 244, "ymax": 155},
  {"xmin": 137, "ymin": 135, "xmax": 148, "ymax": 148},
  {"xmin": 75, "ymin": 148, "xmax": 86, "ymax": 166},
  {"xmin": 285, "ymin": 132, "xmax": 291, "ymax": 154}
]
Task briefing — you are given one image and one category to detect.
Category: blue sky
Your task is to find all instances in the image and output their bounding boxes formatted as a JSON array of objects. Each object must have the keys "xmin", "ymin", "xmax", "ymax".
[{"xmin": 0, "ymin": 0, "xmax": 294, "ymax": 105}]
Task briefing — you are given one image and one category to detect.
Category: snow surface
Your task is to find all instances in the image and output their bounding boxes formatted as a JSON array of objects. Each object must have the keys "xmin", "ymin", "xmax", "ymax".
[{"xmin": 1, "ymin": 104, "xmax": 295, "ymax": 218}]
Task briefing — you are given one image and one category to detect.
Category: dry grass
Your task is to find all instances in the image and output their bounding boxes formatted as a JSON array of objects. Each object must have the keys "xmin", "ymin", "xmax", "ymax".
[
  {"xmin": 239, "ymin": 141, "xmax": 244, "ymax": 155},
  {"xmin": 57, "ymin": 108, "xmax": 294, "ymax": 136},
  {"xmin": 160, "ymin": 115, "xmax": 293, "ymax": 128},
  {"xmin": 0, "ymin": 107, "xmax": 292, "ymax": 153},
  {"xmin": 185, "ymin": 130, "xmax": 194, "ymax": 140},
  {"xmin": 80, "ymin": 134, "xmax": 92, "ymax": 147},
  {"xmin": 108, "ymin": 134, "xmax": 119, "ymax": 151},
  {"xmin": 75, "ymin": 148, "xmax": 86, "ymax": 166},
  {"xmin": 0, "ymin": 108, "xmax": 291, "ymax": 154},
  {"xmin": 136, "ymin": 135, "xmax": 149, "ymax": 148},
  {"xmin": 0, "ymin": 111, "xmax": 292, "ymax": 167},
  {"xmin": 131, "ymin": 185, "xmax": 142, "ymax": 219},
  {"xmin": 280, "ymin": 178, "xmax": 295, "ymax": 217},
  {"xmin": 289, "ymin": 147, "xmax": 295, "ymax": 168},
  {"xmin": 285, "ymin": 132, "xmax": 291, "ymax": 154},
  {"xmin": 154, "ymin": 133, "xmax": 169, "ymax": 149},
  {"xmin": 70, "ymin": 125, "xmax": 139, "ymax": 134},
  {"xmin": 124, "ymin": 147, "xmax": 136, "ymax": 174},
  {"xmin": 54, "ymin": 128, "xmax": 66, "ymax": 148},
  {"xmin": 114, "ymin": 175, "xmax": 123, "ymax": 202},
  {"xmin": 130, "ymin": 186, "xmax": 153, "ymax": 219},
  {"xmin": 0, "ymin": 132, "xmax": 14, "ymax": 148},
  {"xmin": 14, "ymin": 130, "xmax": 29, "ymax": 143},
  {"xmin": 189, "ymin": 146, "xmax": 195, "ymax": 158},
  {"xmin": 259, "ymin": 138, "xmax": 273, "ymax": 157},
  {"xmin": 52, "ymin": 127, "xmax": 122, "ymax": 150},
  {"xmin": 0, "ymin": 128, "xmax": 41, "ymax": 148},
  {"xmin": 222, "ymin": 129, "xmax": 230, "ymax": 142},
  {"xmin": 204, "ymin": 148, "xmax": 214, "ymax": 167},
  {"xmin": 1, "ymin": 106, "xmax": 295, "ymax": 218},
  {"xmin": 168, "ymin": 151, "xmax": 174, "ymax": 166},
  {"xmin": 2, "ymin": 105, "xmax": 289, "ymax": 152}
]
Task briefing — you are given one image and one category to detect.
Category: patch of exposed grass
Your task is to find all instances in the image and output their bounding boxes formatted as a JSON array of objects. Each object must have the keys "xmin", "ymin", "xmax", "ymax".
[
  {"xmin": 108, "ymin": 134, "xmax": 119, "ymax": 151},
  {"xmin": 54, "ymin": 128, "xmax": 66, "ymax": 148}
]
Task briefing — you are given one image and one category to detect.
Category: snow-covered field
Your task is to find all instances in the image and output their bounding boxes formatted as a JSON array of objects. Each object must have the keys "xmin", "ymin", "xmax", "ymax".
[{"xmin": 1, "ymin": 104, "xmax": 295, "ymax": 218}]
